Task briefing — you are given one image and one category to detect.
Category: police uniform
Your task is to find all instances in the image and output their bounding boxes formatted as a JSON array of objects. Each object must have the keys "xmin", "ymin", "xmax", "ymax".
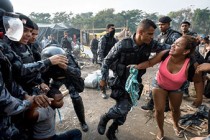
[
  {"xmin": 41, "ymin": 48, "xmax": 89, "ymax": 132},
  {"xmin": 98, "ymin": 33, "xmax": 117, "ymax": 63},
  {"xmin": 90, "ymin": 38, "xmax": 99, "ymax": 64},
  {"xmin": 0, "ymin": 41, "xmax": 32, "ymax": 140},
  {"xmin": 98, "ymin": 32, "xmax": 117, "ymax": 98},
  {"xmin": 98, "ymin": 34, "xmax": 170, "ymax": 138},
  {"xmin": 157, "ymin": 16, "xmax": 182, "ymax": 45}
]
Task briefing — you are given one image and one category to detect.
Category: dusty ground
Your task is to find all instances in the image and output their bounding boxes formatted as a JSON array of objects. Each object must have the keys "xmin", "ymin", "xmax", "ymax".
[{"xmin": 55, "ymin": 58, "xmax": 209, "ymax": 140}]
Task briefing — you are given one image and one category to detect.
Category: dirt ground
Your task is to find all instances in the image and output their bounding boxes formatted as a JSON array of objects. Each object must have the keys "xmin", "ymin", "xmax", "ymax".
[{"xmin": 55, "ymin": 58, "xmax": 209, "ymax": 140}]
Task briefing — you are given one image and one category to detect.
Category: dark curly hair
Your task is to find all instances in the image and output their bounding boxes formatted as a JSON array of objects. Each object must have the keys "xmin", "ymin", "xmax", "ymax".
[{"xmin": 182, "ymin": 35, "xmax": 197, "ymax": 58}]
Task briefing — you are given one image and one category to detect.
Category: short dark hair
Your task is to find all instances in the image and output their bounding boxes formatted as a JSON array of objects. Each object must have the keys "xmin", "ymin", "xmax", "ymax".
[
  {"xmin": 33, "ymin": 21, "xmax": 38, "ymax": 30},
  {"xmin": 106, "ymin": 24, "xmax": 114, "ymax": 29},
  {"xmin": 181, "ymin": 21, "xmax": 191, "ymax": 26},
  {"xmin": 137, "ymin": 19, "xmax": 157, "ymax": 31}
]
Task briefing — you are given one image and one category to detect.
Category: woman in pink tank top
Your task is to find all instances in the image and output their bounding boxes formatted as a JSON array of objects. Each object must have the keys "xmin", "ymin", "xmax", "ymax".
[{"xmin": 130, "ymin": 35, "xmax": 203, "ymax": 140}]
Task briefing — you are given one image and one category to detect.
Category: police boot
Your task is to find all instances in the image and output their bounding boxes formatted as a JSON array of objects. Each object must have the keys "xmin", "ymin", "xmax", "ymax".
[
  {"xmin": 106, "ymin": 122, "xmax": 118, "ymax": 140},
  {"xmin": 72, "ymin": 97, "xmax": 89, "ymax": 132},
  {"xmin": 141, "ymin": 98, "xmax": 154, "ymax": 111},
  {"xmin": 98, "ymin": 114, "xmax": 110, "ymax": 135},
  {"xmin": 100, "ymin": 87, "xmax": 107, "ymax": 99}
]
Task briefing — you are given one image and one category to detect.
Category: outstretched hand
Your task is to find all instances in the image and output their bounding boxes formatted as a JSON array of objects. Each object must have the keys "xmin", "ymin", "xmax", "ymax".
[{"xmin": 49, "ymin": 54, "xmax": 68, "ymax": 65}]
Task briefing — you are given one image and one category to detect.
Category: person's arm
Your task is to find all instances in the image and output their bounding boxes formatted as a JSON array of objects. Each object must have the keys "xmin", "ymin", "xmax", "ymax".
[
  {"xmin": 132, "ymin": 50, "xmax": 168, "ymax": 70},
  {"xmin": 150, "ymin": 40, "xmax": 171, "ymax": 53},
  {"xmin": 192, "ymin": 63, "xmax": 204, "ymax": 107},
  {"xmin": 12, "ymin": 53, "xmax": 68, "ymax": 76},
  {"xmin": 0, "ymin": 87, "xmax": 32, "ymax": 116},
  {"xmin": 98, "ymin": 36, "xmax": 106, "ymax": 62},
  {"xmin": 196, "ymin": 63, "xmax": 210, "ymax": 73},
  {"xmin": 101, "ymin": 43, "xmax": 121, "ymax": 81}
]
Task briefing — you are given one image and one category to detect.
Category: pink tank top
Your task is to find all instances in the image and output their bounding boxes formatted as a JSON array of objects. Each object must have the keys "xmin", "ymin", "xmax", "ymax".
[{"xmin": 157, "ymin": 55, "xmax": 190, "ymax": 90}]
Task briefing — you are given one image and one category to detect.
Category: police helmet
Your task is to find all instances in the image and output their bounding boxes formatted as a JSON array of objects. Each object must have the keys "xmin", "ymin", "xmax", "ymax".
[
  {"xmin": 0, "ymin": 0, "xmax": 14, "ymax": 12},
  {"xmin": 41, "ymin": 44, "xmax": 66, "ymax": 60},
  {"xmin": 0, "ymin": 0, "xmax": 24, "ymax": 41}
]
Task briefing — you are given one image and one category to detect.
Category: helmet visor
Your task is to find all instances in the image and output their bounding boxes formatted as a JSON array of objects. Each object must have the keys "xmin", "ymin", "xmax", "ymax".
[{"xmin": 3, "ymin": 16, "xmax": 23, "ymax": 41}]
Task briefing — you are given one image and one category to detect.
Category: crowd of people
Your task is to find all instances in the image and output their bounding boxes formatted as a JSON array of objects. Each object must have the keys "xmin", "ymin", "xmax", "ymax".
[{"xmin": 0, "ymin": 0, "xmax": 210, "ymax": 140}]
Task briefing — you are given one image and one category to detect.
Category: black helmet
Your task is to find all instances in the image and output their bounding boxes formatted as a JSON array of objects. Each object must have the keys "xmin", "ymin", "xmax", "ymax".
[
  {"xmin": 0, "ymin": 0, "xmax": 24, "ymax": 41},
  {"xmin": 41, "ymin": 45, "xmax": 66, "ymax": 60},
  {"xmin": 0, "ymin": 0, "xmax": 14, "ymax": 12}
]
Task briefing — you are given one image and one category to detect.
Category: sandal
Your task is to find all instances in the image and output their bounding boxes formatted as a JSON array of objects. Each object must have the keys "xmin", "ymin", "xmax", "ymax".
[
  {"xmin": 156, "ymin": 136, "xmax": 164, "ymax": 140},
  {"xmin": 173, "ymin": 127, "xmax": 184, "ymax": 138}
]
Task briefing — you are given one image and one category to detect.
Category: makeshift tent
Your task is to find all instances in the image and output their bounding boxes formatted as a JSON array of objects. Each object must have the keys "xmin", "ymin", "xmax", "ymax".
[{"xmin": 37, "ymin": 23, "xmax": 87, "ymax": 45}]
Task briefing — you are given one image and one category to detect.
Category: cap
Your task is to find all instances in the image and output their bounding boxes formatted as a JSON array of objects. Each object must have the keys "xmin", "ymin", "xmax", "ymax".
[
  {"xmin": 17, "ymin": 13, "xmax": 34, "ymax": 29},
  {"xmin": 181, "ymin": 21, "xmax": 191, "ymax": 26},
  {"xmin": 158, "ymin": 16, "xmax": 172, "ymax": 23}
]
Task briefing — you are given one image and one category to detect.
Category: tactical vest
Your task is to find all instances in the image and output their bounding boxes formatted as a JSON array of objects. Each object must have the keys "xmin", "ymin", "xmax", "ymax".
[
  {"xmin": 116, "ymin": 38, "xmax": 152, "ymax": 83},
  {"xmin": 157, "ymin": 29, "xmax": 181, "ymax": 45},
  {"xmin": 0, "ymin": 42, "xmax": 12, "ymax": 93},
  {"xmin": 11, "ymin": 44, "xmax": 38, "ymax": 88},
  {"xmin": 103, "ymin": 36, "xmax": 116, "ymax": 58}
]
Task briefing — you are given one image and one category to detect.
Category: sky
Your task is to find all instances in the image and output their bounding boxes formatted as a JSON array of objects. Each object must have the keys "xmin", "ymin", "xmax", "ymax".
[{"xmin": 10, "ymin": 0, "xmax": 210, "ymax": 16}]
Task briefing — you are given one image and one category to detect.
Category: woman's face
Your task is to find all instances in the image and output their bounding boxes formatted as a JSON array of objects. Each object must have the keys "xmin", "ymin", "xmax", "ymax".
[{"xmin": 169, "ymin": 37, "xmax": 189, "ymax": 56}]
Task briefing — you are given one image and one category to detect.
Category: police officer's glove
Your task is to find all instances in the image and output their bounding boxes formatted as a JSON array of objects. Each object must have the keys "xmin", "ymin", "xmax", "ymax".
[{"xmin": 99, "ymin": 80, "xmax": 107, "ymax": 89}]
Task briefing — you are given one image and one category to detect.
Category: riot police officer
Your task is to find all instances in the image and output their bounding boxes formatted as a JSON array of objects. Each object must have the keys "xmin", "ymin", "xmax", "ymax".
[
  {"xmin": 5, "ymin": 13, "xmax": 68, "ymax": 96},
  {"xmin": 98, "ymin": 24, "xmax": 117, "ymax": 99},
  {"xmin": 28, "ymin": 21, "xmax": 42, "ymax": 61},
  {"xmin": 41, "ymin": 45, "xmax": 89, "ymax": 132},
  {"xmin": 97, "ymin": 19, "xmax": 170, "ymax": 140},
  {"xmin": 0, "ymin": 0, "xmax": 54, "ymax": 139}
]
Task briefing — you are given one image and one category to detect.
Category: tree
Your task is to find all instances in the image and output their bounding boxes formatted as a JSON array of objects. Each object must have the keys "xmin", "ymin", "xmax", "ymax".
[
  {"xmin": 168, "ymin": 8, "xmax": 192, "ymax": 31},
  {"xmin": 52, "ymin": 11, "xmax": 72, "ymax": 24},
  {"xmin": 192, "ymin": 8, "xmax": 210, "ymax": 35},
  {"xmin": 119, "ymin": 10, "xmax": 144, "ymax": 33},
  {"xmin": 93, "ymin": 8, "xmax": 116, "ymax": 29},
  {"xmin": 29, "ymin": 12, "xmax": 51, "ymax": 23},
  {"xmin": 71, "ymin": 12, "xmax": 94, "ymax": 29}
]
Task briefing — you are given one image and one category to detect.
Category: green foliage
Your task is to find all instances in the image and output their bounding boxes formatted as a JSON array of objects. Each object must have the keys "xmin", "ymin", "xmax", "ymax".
[
  {"xmin": 192, "ymin": 8, "xmax": 210, "ymax": 35},
  {"xmin": 52, "ymin": 12, "xmax": 73, "ymax": 24},
  {"xmin": 29, "ymin": 8, "xmax": 210, "ymax": 35},
  {"xmin": 29, "ymin": 12, "xmax": 51, "ymax": 23}
]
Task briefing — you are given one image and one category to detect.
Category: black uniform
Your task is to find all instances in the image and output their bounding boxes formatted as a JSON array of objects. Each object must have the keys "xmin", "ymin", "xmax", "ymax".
[
  {"xmin": 157, "ymin": 27, "xmax": 182, "ymax": 45},
  {"xmin": 29, "ymin": 40, "xmax": 42, "ymax": 61},
  {"xmin": 90, "ymin": 38, "xmax": 99, "ymax": 63},
  {"xmin": 0, "ymin": 40, "xmax": 32, "ymax": 140},
  {"xmin": 61, "ymin": 36, "xmax": 72, "ymax": 52},
  {"xmin": 8, "ymin": 41, "xmax": 47, "ymax": 95},
  {"xmin": 42, "ymin": 52, "xmax": 88, "ymax": 132},
  {"xmin": 98, "ymin": 33, "xmax": 117, "ymax": 63},
  {"xmin": 98, "ymin": 34, "xmax": 170, "ymax": 137}
]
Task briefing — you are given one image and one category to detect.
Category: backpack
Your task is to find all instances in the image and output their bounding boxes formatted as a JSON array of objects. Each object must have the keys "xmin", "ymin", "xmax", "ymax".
[{"xmin": 68, "ymin": 54, "xmax": 84, "ymax": 93}]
